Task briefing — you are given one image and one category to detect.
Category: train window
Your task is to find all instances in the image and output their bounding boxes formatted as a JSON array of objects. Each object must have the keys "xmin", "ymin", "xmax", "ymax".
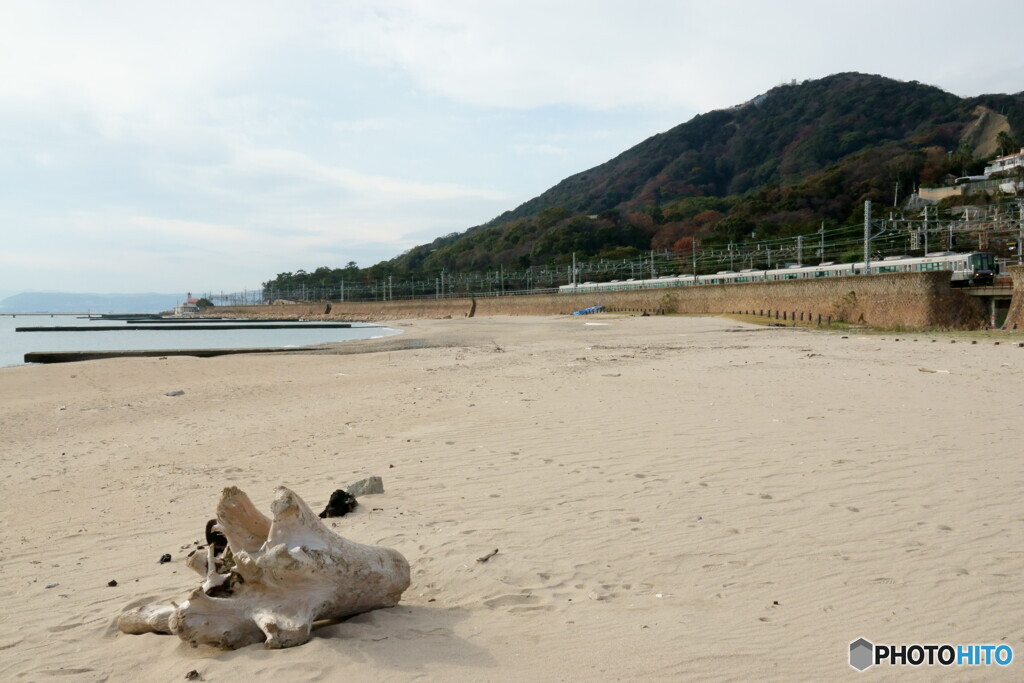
[{"xmin": 970, "ymin": 253, "xmax": 994, "ymax": 271}]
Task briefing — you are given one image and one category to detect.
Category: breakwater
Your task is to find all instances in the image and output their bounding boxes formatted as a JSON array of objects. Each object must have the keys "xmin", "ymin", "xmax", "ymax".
[
  {"xmin": 17, "ymin": 323, "xmax": 352, "ymax": 331},
  {"xmin": 217, "ymin": 272, "xmax": 990, "ymax": 329}
]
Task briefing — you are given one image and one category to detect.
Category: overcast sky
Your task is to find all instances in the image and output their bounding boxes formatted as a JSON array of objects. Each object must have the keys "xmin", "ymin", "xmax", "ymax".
[{"xmin": 2, "ymin": 1, "xmax": 1023, "ymax": 296}]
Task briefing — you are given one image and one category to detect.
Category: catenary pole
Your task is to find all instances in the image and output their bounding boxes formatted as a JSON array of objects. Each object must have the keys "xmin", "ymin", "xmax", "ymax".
[{"xmin": 864, "ymin": 200, "xmax": 871, "ymax": 274}]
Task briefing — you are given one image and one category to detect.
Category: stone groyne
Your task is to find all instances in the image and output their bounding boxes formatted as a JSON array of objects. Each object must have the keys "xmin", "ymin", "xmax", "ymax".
[{"xmin": 217, "ymin": 271, "xmax": 988, "ymax": 329}]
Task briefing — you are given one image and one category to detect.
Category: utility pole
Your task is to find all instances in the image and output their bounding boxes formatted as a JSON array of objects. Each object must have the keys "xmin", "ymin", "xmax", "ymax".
[
  {"xmin": 819, "ymin": 221, "xmax": 825, "ymax": 262},
  {"xmin": 796, "ymin": 235, "xmax": 803, "ymax": 265},
  {"xmin": 864, "ymin": 200, "xmax": 872, "ymax": 273},
  {"xmin": 650, "ymin": 250, "xmax": 656, "ymax": 279},
  {"xmin": 923, "ymin": 206, "xmax": 929, "ymax": 255},
  {"xmin": 1019, "ymin": 201, "xmax": 1023, "ymax": 265},
  {"xmin": 572, "ymin": 253, "xmax": 577, "ymax": 286},
  {"xmin": 728, "ymin": 242, "xmax": 734, "ymax": 270}
]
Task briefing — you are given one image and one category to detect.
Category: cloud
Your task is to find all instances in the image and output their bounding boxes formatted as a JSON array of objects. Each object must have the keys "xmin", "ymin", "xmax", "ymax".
[
  {"xmin": 0, "ymin": 4, "xmax": 294, "ymax": 110},
  {"xmin": 319, "ymin": 0, "xmax": 1024, "ymax": 112},
  {"xmin": 4, "ymin": 2, "xmax": 1023, "ymax": 120},
  {"xmin": 517, "ymin": 144, "xmax": 569, "ymax": 159},
  {"xmin": 211, "ymin": 146, "xmax": 510, "ymax": 202},
  {"xmin": 2, "ymin": 1, "xmax": 1023, "ymax": 294}
]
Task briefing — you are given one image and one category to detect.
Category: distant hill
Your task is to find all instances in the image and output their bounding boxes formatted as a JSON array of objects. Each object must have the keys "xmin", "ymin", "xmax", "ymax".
[
  {"xmin": 0, "ymin": 292, "xmax": 185, "ymax": 314},
  {"xmin": 265, "ymin": 72, "xmax": 1024, "ymax": 293}
]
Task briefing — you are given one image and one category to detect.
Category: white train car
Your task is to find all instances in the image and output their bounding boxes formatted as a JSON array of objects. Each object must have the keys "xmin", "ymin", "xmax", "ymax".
[{"xmin": 557, "ymin": 252, "xmax": 996, "ymax": 294}]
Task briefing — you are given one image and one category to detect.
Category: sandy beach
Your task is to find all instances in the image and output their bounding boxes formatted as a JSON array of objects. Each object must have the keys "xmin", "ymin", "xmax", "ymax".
[{"xmin": 1, "ymin": 314, "xmax": 1022, "ymax": 681}]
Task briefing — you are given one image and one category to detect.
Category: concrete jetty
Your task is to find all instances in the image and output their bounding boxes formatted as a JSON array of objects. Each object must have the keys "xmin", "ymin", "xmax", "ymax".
[
  {"xmin": 24, "ymin": 347, "xmax": 325, "ymax": 364},
  {"xmin": 16, "ymin": 323, "xmax": 353, "ymax": 332}
]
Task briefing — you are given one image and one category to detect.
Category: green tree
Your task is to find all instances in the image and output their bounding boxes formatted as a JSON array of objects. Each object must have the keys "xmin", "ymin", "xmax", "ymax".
[{"xmin": 997, "ymin": 130, "xmax": 1020, "ymax": 156}]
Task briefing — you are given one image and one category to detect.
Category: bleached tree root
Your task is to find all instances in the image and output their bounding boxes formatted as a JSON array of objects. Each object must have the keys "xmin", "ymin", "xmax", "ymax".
[{"xmin": 117, "ymin": 486, "xmax": 410, "ymax": 649}]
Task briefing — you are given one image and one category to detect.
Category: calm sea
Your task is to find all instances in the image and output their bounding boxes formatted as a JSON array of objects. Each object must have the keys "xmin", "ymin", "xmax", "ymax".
[{"xmin": 0, "ymin": 315, "xmax": 401, "ymax": 368}]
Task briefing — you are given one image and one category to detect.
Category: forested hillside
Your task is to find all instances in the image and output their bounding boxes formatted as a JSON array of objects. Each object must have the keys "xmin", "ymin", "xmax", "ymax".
[{"xmin": 265, "ymin": 73, "xmax": 1024, "ymax": 296}]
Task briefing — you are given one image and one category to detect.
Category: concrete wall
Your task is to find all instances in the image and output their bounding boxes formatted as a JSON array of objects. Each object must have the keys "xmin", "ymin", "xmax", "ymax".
[
  {"xmin": 1002, "ymin": 266, "xmax": 1024, "ymax": 330},
  {"xmin": 216, "ymin": 299, "xmax": 472, "ymax": 321},
  {"xmin": 217, "ymin": 272, "xmax": 989, "ymax": 329},
  {"xmin": 537, "ymin": 272, "xmax": 985, "ymax": 328},
  {"xmin": 918, "ymin": 186, "xmax": 962, "ymax": 202}
]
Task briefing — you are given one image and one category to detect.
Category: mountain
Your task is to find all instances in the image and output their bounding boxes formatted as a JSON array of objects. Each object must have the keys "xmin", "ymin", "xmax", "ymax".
[
  {"xmin": 265, "ymin": 73, "xmax": 1024, "ymax": 294},
  {"xmin": 0, "ymin": 292, "xmax": 186, "ymax": 314}
]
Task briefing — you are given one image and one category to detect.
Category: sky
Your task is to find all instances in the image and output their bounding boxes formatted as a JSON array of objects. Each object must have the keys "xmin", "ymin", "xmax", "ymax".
[{"xmin": 2, "ymin": 1, "xmax": 1023, "ymax": 296}]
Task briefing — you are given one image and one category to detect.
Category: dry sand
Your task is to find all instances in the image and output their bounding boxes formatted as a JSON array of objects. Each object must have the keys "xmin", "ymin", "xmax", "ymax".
[{"xmin": 1, "ymin": 314, "xmax": 1022, "ymax": 681}]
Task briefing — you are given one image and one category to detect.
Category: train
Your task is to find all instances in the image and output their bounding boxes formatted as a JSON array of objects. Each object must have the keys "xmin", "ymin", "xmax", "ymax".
[{"xmin": 558, "ymin": 251, "xmax": 997, "ymax": 294}]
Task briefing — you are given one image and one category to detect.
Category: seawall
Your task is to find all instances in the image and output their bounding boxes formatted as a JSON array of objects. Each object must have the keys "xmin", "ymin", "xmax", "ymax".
[
  {"xmin": 218, "ymin": 272, "xmax": 988, "ymax": 329},
  {"xmin": 1002, "ymin": 266, "xmax": 1024, "ymax": 330}
]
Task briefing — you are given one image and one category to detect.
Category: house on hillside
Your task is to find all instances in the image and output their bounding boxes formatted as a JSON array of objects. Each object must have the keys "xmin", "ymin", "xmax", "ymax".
[
  {"xmin": 984, "ymin": 147, "xmax": 1024, "ymax": 176},
  {"xmin": 912, "ymin": 148, "xmax": 1024, "ymax": 206}
]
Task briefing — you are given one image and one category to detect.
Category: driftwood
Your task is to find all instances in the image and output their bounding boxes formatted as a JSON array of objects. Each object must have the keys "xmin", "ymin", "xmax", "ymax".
[
  {"xmin": 476, "ymin": 548, "xmax": 499, "ymax": 563},
  {"xmin": 118, "ymin": 486, "xmax": 410, "ymax": 649}
]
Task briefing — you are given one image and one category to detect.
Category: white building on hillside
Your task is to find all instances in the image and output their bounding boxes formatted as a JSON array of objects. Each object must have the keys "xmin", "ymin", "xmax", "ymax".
[{"xmin": 984, "ymin": 147, "xmax": 1024, "ymax": 176}]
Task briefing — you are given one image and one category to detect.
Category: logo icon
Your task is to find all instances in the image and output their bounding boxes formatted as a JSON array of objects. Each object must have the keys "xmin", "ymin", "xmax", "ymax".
[{"xmin": 850, "ymin": 638, "xmax": 874, "ymax": 671}]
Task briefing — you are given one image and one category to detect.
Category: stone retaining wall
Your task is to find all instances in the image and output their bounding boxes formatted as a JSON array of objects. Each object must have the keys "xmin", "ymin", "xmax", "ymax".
[
  {"xmin": 217, "ymin": 272, "xmax": 989, "ymax": 329},
  {"xmin": 217, "ymin": 299, "xmax": 471, "ymax": 321},
  {"xmin": 1003, "ymin": 266, "xmax": 1024, "ymax": 330}
]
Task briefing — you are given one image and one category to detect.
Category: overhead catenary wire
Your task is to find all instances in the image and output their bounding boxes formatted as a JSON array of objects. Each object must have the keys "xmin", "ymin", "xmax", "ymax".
[{"xmin": 223, "ymin": 198, "xmax": 1024, "ymax": 305}]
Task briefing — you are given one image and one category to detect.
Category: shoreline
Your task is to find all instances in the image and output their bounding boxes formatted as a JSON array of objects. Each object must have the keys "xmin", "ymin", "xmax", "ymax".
[{"xmin": 0, "ymin": 319, "xmax": 402, "ymax": 369}]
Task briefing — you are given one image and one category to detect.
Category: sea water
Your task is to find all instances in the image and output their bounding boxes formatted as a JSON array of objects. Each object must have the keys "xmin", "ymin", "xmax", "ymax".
[{"xmin": 0, "ymin": 315, "xmax": 401, "ymax": 368}]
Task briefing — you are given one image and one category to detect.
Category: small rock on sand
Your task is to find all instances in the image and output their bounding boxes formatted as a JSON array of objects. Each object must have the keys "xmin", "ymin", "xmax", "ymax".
[{"xmin": 347, "ymin": 476, "xmax": 384, "ymax": 496}]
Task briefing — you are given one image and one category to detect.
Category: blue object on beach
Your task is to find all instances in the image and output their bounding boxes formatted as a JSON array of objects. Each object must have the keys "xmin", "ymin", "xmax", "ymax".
[{"xmin": 571, "ymin": 305, "xmax": 605, "ymax": 316}]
